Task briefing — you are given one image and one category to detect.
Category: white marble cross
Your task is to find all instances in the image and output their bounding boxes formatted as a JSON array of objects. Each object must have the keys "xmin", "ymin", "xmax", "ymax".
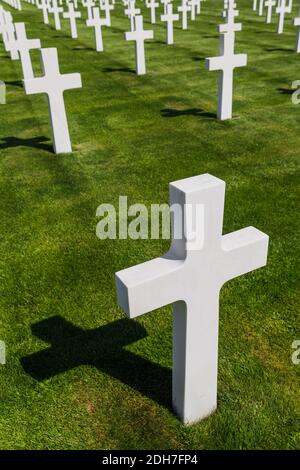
[
  {"xmin": 161, "ymin": 0, "xmax": 170, "ymax": 15},
  {"xmin": 188, "ymin": 0, "xmax": 197, "ymax": 21},
  {"xmin": 258, "ymin": 0, "xmax": 264, "ymax": 16},
  {"xmin": 253, "ymin": 0, "xmax": 257, "ymax": 10},
  {"xmin": 178, "ymin": 0, "xmax": 191, "ymax": 30},
  {"xmin": 37, "ymin": 0, "xmax": 50, "ymax": 24},
  {"xmin": 116, "ymin": 174, "xmax": 269, "ymax": 424},
  {"xmin": 146, "ymin": 0, "xmax": 159, "ymax": 24},
  {"xmin": 293, "ymin": 14, "xmax": 300, "ymax": 52},
  {"xmin": 205, "ymin": 14, "xmax": 247, "ymax": 120},
  {"xmin": 276, "ymin": 0, "xmax": 291, "ymax": 34},
  {"xmin": 161, "ymin": 3, "xmax": 179, "ymax": 45},
  {"xmin": 125, "ymin": 0, "xmax": 141, "ymax": 31},
  {"xmin": 11, "ymin": 23, "xmax": 41, "ymax": 79},
  {"xmin": 86, "ymin": 6, "xmax": 108, "ymax": 51},
  {"xmin": 2, "ymin": 13, "xmax": 19, "ymax": 60},
  {"xmin": 67, "ymin": 0, "xmax": 78, "ymax": 7},
  {"xmin": 82, "ymin": 0, "xmax": 95, "ymax": 20},
  {"xmin": 102, "ymin": 0, "xmax": 113, "ymax": 27},
  {"xmin": 23, "ymin": 48, "xmax": 82, "ymax": 154},
  {"xmin": 49, "ymin": 0, "xmax": 63, "ymax": 30},
  {"xmin": 124, "ymin": 15, "xmax": 153, "ymax": 75},
  {"xmin": 63, "ymin": 1, "xmax": 81, "ymax": 38},
  {"xmin": 265, "ymin": 0, "xmax": 276, "ymax": 23}
]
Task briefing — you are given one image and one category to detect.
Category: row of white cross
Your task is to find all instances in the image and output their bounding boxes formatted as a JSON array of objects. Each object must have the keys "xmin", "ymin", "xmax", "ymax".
[
  {"xmin": 0, "ymin": 5, "xmax": 82, "ymax": 153},
  {"xmin": 254, "ymin": 0, "xmax": 300, "ymax": 52},
  {"xmin": 0, "ymin": 1, "xmax": 270, "ymax": 425},
  {"xmin": 1, "ymin": 0, "xmax": 22, "ymax": 11}
]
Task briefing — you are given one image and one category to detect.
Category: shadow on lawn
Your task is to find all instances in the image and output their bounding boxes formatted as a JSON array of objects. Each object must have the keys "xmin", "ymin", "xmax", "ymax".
[
  {"xmin": 0, "ymin": 136, "xmax": 53, "ymax": 152},
  {"xmin": 264, "ymin": 47, "xmax": 294, "ymax": 53},
  {"xmin": 5, "ymin": 80, "xmax": 23, "ymax": 88},
  {"xmin": 277, "ymin": 87, "xmax": 295, "ymax": 95},
  {"xmin": 21, "ymin": 316, "xmax": 172, "ymax": 410},
  {"xmin": 161, "ymin": 108, "xmax": 217, "ymax": 119},
  {"xmin": 73, "ymin": 46, "xmax": 95, "ymax": 51},
  {"xmin": 102, "ymin": 67, "xmax": 136, "ymax": 74}
]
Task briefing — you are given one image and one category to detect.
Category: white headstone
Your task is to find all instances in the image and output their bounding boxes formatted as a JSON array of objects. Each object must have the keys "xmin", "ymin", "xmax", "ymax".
[
  {"xmin": 276, "ymin": 0, "xmax": 291, "ymax": 33},
  {"xmin": 178, "ymin": 0, "xmax": 191, "ymax": 30},
  {"xmin": 146, "ymin": 0, "xmax": 159, "ymax": 24},
  {"xmin": 102, "ymin": 0, "xmax": 113, "ymax": 27},
  {"xmin": 161, "ymin": 0, "xmax": 170, "ymax": 15},
  {"xmin": 86, "ymin": 6, "xmax": 108, "ymax": 51},
  {"xmin": 293, "ymin": 14, "xmax": 300, "ymax": 52},
  {"xmin": 125, "ymin": 0, "xmax": 141, "ymax": 31},
  {"xmin": 116, "ymin": 174, "xmax": 269, "ymax": 424},
  {"xmin": 161, "ymin": 3, "xmax": 179, "ymax": 45},
  {"xmin": 37, "ymin": 0, "xmax": 50, "ymax": 24},
  {"xmin": 265, "ymin": 0, "xmax": 276, "ymax": 23},
  {"xmin": 48, "ymin": 0, "xmax": 63, "ymax": 30},
  {"xmin": 258, "ymin": 0, "xmax": 264, "ymax": 16},
  {"xmin": 12, "ymin": 22, "xmax": 41, "ymax": 79},
  {"xmin": 23, "ymin": 48, "xmax": 82, "ymax": 154},
  {"xmin": 188, "ymin": 0, "xmax": 197, "ymax": 20},
  {"xmin": 124, "ymin": 15, "xmax": 153, "ymax": 75},
  {"xmin": 82, "ymin": 0, "xmax": 95, "ymax": 20},
  {"xmin": 205, "ymin": 8, "xmax": 247, "ymax": 120},
  {"xmin": 63, "ymin": 1, "xmax": 81, "ymax": 38},
  {"xmin": 2, "ymin": 13, "xmax": 19, "ymax": 60}
]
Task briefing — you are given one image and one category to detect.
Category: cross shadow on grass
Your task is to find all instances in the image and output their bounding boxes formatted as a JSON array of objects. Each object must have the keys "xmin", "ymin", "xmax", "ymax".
[
  {"xmin": 21, "ymin": 316, "xmax": 172, "ymax": 410},
  {"xmin": 5, "ymin": 80, "xmax": 23, "ymax": 88},
  {"xmin": 161, "ymin": 108, "xmax": 217, "ymax": 119},
  {"xmin": 102, "ymin": 67, "xmax": 136, "ymax": 74},
  {"xmin": 73, "ymin": 46, "xmax": 95, "ymax": 51},
  {"xmin": 0, "ymin": 136, "xmax": 53, "ymax": 152},
  {"xmin": 264, "ymin": 47, "xmax": 294, "ymax": 53},
  {"xmin": 277, "ymin": 87, "xmax": 295, "ymax": 95},
  {"xmin": 192, "ymin": 56, "xmax": 205, "ymax": 62}
]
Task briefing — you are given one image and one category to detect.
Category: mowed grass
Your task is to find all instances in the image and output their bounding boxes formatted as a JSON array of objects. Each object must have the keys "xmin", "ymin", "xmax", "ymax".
[{"xmin": 0, "ymin": 0, "xmax": 299, "ymax": 450}]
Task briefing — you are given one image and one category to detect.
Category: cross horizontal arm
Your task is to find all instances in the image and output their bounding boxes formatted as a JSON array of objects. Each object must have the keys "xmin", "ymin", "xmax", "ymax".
[
  {"xmin": 218, "ymin": 22, "xmax": 242, "ymax": 33},
  {"xmin": 205, "ymin": 53, "xmax": 247, "ymax": 71},
  {"xmin": 116, "ymin": 257, "xmax": 183, "ymax": 318},
  {"xmin": 23, "ymin": 76, "xmax": 47, "ymax": 95},
  {"xmin": 220, "ymin": 226, "xmax": 269, "ymax": 285}
]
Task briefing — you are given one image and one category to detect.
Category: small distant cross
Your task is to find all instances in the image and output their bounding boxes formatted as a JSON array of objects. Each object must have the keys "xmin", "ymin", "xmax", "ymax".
[
  {"xmin": 205, "ymin": 6, "xmax": 247, "ymax": 120},
  {"xmin": 37, "ymin": 0, "xmax": 50, "ymax": 25},
  {"xmin": 82, "ymin": 0, "xmax": 96, "ymax": 20},
  {"xmin": 178, "ymin": 0, "xmax": 191, "ymax": 30},
  {"xmin": 124, "ymin": 15, "xmax": 154, "ymax": 75},
  {"xmin": 276, "ymin": 0, "xmax": 291, "ymax": 34},
  {"xmin": 146, "ymin": 0, "xmax": 159, "ymax": 24},
  {"xmin": 125, "ymin": 0, "xmax": 141, "ymax": 31},
  {"xmin": 161, "ymin": 3, "xmax": 179, "ymax": 45},
  {"xmin": 10, "ymin": 23, "xmax": 41, "ymax": 79},
  {"xmin": 48, "ymin": 0, "xmax": 63, "ymax": 30},
  {"xmin": 265, "ymin": 0, "xmax": 276, "ymax": 23},
  {"xmin": 63, "ymin": 1, "xmax": 81, "ymax": 39},
  {"xmin": 293, "ymin": 15, "xmax": 300, "ymax": 52},
  {"xmin": 86, "ymin": 6, "xmax": 108, "ymax": 52}
]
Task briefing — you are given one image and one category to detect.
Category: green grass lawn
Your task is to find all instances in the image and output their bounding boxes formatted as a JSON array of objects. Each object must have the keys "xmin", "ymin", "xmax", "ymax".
[{"xmin": 0, "ymin": 0, "xmax": 299, "ymax": 450}]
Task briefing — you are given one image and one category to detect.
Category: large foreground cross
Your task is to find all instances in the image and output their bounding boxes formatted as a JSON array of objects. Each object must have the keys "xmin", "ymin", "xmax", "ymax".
[
  {"xmin": 116, "ymin": 174, "xmax": 269, "ymax": 424},
  {"xmin": 23, "ymin": 47, "xmax": 82, "ymax": 154}
]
